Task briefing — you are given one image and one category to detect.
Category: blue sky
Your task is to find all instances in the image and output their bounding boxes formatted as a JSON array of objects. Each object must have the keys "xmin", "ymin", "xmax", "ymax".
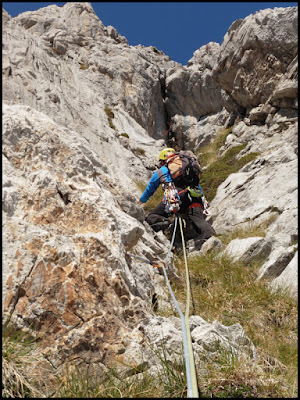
[{"xmin": 3, "ymin": 2, "xmax": 298, "ymax": 65}]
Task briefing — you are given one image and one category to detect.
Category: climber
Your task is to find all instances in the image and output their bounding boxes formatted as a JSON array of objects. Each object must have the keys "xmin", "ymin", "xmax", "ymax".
[{"xmin": 138, "ymin": 148, "xmax": 216, "ymax": 248}]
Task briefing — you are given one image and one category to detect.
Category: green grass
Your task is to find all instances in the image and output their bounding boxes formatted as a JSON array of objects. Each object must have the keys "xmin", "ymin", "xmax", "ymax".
[
  {"xmin": 51, "ymin": 238, "xmax": 297, "ymax": 398},
  {"xmin": 196, "ymin": 127, "xmax": 232, "ymax": 165},
  {"xmin": 54, "ymin": 341, "xmax": 187, "ymax": 398},
  {"xmin": 217, "ymin": 213, "xmax": 279, "ymax": 245},
  {"xmin": 171, "ymin": 245, "xmax": 298, "ymax": 398},
  {"xmin": 200, "ymin": 144, "xmax": 260, "ymax": 202},
  {"xmin": 3, "ymin": 238, "xmax": 297, "ymax": 398},
  {"xmin": 104, "ymin": 106, "xmax": 116, "ymax": 130},
  {"xmin": 196, "ymin": 127, "xmax": 260, "ymax": 202},
  {"xmin": 135, "ymin": 180, "xmax": 164, "ymax": 212},
  {"xmin": 2, "ymin": 320, "xmax": 45, "ymax": 398}
]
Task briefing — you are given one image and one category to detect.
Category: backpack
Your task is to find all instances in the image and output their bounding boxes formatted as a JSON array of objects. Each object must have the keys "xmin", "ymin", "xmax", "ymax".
[{"xmin": 166, "ymin": 151, "xmax": 202, "ymax": 188}]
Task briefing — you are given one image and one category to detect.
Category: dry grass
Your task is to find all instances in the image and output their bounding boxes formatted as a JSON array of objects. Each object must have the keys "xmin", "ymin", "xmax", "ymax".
[
  {"xmin": 197, "ymin": 127, "xmax": 233, "ymax": 167},
  {"xmin": 196, "ymin": 127, "xmax": 260, "ymax": 202},
  {"xmin": 217, "ymin": 213, "xmax": 279, "ymax": 245},
  {"xmin": 2, "ymin": 321, "xmax": 45, "ymax": 398},
  {"xmin": 173, "ymin": 248, "xmax": 298, "ymax": 398},
  {"xmin": 54, "ymin": 343, "xmax": 187, "ymax": 398}
]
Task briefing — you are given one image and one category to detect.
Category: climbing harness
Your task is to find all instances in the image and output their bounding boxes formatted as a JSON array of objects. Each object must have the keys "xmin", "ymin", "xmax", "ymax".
[
  {"xmin": 128, "ymin": 216, "xmax": 199, "ymax": 397},
  {"xmin": 188, "ymin": 184, "xmax": 210, "ymax": 216},
  {"xmin": 162, "ymin": 182, "xmax": 181, "ymax": 213}
]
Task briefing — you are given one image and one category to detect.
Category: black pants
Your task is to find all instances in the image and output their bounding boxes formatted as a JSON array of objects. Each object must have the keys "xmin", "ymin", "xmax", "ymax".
[{"xmin": 145, "ymin": 188, "xmax": 216, "ymax": 244}]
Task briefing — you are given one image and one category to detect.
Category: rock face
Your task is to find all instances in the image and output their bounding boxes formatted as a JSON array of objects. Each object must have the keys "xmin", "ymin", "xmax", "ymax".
[
  {"xmin": 2, "ymin": 103, "xmax": 170, "ymax": 369},
  {"xmin": 207, "ymin": 6, "xmax": 298, "ymax": 300},
  {"xmin": 2, "ymin": 1, "xmax": 298, "ymax": 383},
  {"xmin": 213, "ymin": 7, "xmax": 298, "ymax": 111},
  {"xmin": 165, "ymin": 42, "xmax": 229, "ymax": 119},
  {"xmin": 2, "ymin": 2, "xmax": 179, "ymax": 141}
]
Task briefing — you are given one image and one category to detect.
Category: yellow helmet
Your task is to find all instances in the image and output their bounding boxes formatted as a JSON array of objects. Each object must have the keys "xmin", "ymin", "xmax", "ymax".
[{"xmin": 159, "ymin": 148, "xmax": 175, "ymax": 161}]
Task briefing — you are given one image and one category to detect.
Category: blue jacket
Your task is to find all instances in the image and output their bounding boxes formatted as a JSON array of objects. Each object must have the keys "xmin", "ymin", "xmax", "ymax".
[{"xmin": 139, "ymin": 165, "xmax": 172, "ymax": 203}]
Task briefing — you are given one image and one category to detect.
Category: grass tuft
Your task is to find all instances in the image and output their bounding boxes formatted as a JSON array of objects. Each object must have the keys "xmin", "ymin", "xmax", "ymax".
[
  {"xmin": 217, "ymin": 214, "xmax": 279, "ymax": 245},
  {"xmin": 2, "ymin": 321, "xmax": 45, "ymax": 398},
  {"xmin": 200, "ymin": 144, "xmax": 260, "ymax": 202},
  {"xmin": 104, "ymin": 106, "xmax": 116, "ymax": 130},
  {"xmin": 133, "ymin": 147, "xmax": 146, "ymax": 157},
  {"xmin": 196, "ymin": 127, "xmax": 260, "ymax": 202},
  {"xmin": 197, "ymin": 126, "xmax": 233, "ymax": 167},
  {"xmin": 79, "ymin": 62, "xmax": 89, "ymax": 70},
  {"xmin": 172, "ymin": 243, "xmax": 298, "ymax": 398},
  {"xmin": 54, "ymin": 340, "xmax": 187, "ymax": 398}
]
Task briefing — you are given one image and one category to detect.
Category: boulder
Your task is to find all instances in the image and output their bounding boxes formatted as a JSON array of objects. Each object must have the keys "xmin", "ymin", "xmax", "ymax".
[
  {"xmin": 121, "ymin": 315, "xmax": 256, "ymax": 376},
  {"xmin": 220, "ymin": 237, "xmax": 272, "ymax": 263},
  {"xmin": 270, "ymin": 251, "xmax": 298, "ymax": 299},
  {"xmin": 188, "ymin": 236, "xmax": 223, "ymax": 257},
  {"xmin": 257, "ymin": 246, "xmax": 296, "ymax": 280},
  {"xmin": 191, "ymin": 319, "xmax": 256, "ymax": 360}
]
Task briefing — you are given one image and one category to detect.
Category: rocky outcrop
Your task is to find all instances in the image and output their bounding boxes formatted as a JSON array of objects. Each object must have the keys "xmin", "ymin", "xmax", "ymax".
[
  {"xmin": 165, "ymin": 42, "xmax": 230, "ymax": 119},
  {"xmin": 163, "ymin": 42, "xmax": 236, "ymax": 149},
  {"xmin": 168, "ymin": 5, "xmax": 298, "ymax": 300},
  {"xmin": 167, "ymin": 6, "xmax": 298, "ymax": 151},
  {"xmin": 209, "ymin": 115, "xmax": 297, "ymax": 297},
  {"xmin": 213, "ymin": 7, "xmax": 298, "ymax": 112},
  {"xmin": 2, "ymin": 102, "xmax": 173, "ymax": 368},
  {"xmin": 121, "ymin": 315, "xmax": 256, "ymax": 377},
  {"xmin": 270, "ymin": 251, "xmax": 297, "ymax": 298},
  {"xmin": 203, "ymin": 6, "xmax": 297, "ymax": 299},
  {"xmin": 2, "ymin": 1, "xmax": 298, "ymax": 385},
  {"xmin": 2, "ymin": 3, "xmax": 179, "ymax": 140}
]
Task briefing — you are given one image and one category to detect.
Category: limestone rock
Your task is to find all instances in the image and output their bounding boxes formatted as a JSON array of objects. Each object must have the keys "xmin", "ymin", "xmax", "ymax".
[
  {"xmin": 209, "ymin": 110, "xmax": 297, "ymax": 295},
  {"xmin": 187, "ymin": 42, "xmax": 220, "ymax": 71},
  {"xmin": 2, "ymin": 2, "xmax": 179, "ymax": 139},
  {"xmin": 121, "ymin": 315, "xmax": 256, "ymax": 376},
  {"xmin": 191, "ymin": 319, "xmax": 256, "ymax": 360},
  {"xmin": 210, "ymin": 121, "xmax": 297, "ymax": 240},
  {"xmin": 169, "ymin": 108, "xmax": 232, "ymax": 152},
  {"xmin": 270, "ymin": 251, "xmax": 298, "ymax": 299},
  {"xmin": 165, "ymin": 42, "xmax": 232, "ymax": 120},
  {"xmin": 2, "ymin": 103, "xmax": 171, "ymax": 371},
  {"xmin": 221, "ymin": 237, "xmax": 272, "ymax": 263},
  {"xmin": 257, "ymin": 246, "xmax": 296, "ymax": 280},
  {"xmin": 197, "ymin": 236, "xmax": 223, "ymax": 256},
  {"xmin": 2, "ymin": 1, "xmax": 298, "ymax": 383},
  {"xmin": 213, "ymin": 6, "xmax": 298, "ymax": 110}
]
